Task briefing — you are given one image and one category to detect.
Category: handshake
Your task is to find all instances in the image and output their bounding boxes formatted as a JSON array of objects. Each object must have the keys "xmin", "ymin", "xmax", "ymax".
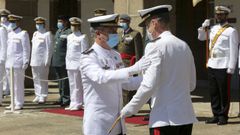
[{"xmin": 201, "ymin": 19, "xmax": 210, "ymax": 29}]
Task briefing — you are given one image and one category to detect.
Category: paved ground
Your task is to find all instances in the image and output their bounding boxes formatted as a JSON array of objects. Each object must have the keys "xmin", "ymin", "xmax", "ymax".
[{"xmin": 0, "ymin": 82, "xmax": 240, "ymax": 135}]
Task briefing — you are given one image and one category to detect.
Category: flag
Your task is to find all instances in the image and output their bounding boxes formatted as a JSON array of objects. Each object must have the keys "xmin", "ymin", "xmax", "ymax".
[{"xmin": 193, "ymin": 0, "xmax": 203, "ymax": 7}]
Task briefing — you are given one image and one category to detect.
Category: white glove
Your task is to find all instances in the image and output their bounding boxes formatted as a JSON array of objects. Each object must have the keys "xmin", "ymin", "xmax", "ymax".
[
  {"xmin": 202, "ymin": 19, "xmax": 210, "ymax": 28},
  {"xmin": 22, "ymin": 63, "xmax": 28, "ymax": 70},
  {"xmin": 120, "ymin": 107, "xmax": 133, "ymax": 119},
  {"xmin": 227, "ymin": 68, "xmax": 234, "ymax": 74},
  {"xmin": 127, "ymin": 56, "xmax": 151, "ymax": 76}
]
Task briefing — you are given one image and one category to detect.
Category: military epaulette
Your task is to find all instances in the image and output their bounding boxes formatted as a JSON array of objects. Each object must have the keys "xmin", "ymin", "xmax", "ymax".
[
  {"xmin": 82, "ymin": 48, "xmax": 94, "ymax": 55},
  {"xmin": 149, "ymin": 37, "xmax": 161, "ymax": 43}
]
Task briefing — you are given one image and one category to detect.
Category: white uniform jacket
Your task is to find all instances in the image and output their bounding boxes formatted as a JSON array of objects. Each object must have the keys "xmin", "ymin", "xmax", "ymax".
[
  {"xmin": 6, "ymin": 28, "xmax": 30, "ymax": 69},
  {"xmin": 80, "ymin": 43, "xmax": 133, "ymax": 135},
  {"xmin": 66, "ymin": 32, "xmax": 89, "ymax": 70},
  {"xmin": 123, "ymin": 31, "xmax": 198, "ymax": 128},
  {"xmin": 30, "ymin": 30, "xmax": 53, "ymax": 66},
  {"xmin": 0, "ymin": 26, "xmax": 7, "ymax": 64},
  {"xmin": 198, "ymin": 23, "xmax": 239, "ymax": 73}
]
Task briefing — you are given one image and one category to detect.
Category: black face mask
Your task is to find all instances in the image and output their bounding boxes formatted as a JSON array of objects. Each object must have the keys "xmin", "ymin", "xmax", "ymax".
[{"xmin": 216, "ymin": 19, "xmax": 227, "ymax": 25}]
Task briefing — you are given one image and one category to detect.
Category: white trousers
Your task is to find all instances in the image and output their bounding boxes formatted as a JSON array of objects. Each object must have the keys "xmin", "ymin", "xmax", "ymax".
[
  {"xmin": 6, "ymin": 68, "xmax": 25, "ymax": 107},
  {"xmin": 2, "ymin": 65, "xmax": 10, "ymax": 92},
  {"xmin": 31, "ymin": 66, "xmax": 49, "ymax": 98},
  {"xmin": 67, "ymin": 70, "xmax": 83, "ymax": 108},
  {"xmin": 0, "ymin": 64, "xmax": 4, "ymax": 103}
]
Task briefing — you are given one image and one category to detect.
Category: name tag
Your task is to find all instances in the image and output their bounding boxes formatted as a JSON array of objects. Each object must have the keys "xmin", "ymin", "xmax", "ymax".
[
  {"xmin": 60, "ymin": 35, "xmax": 68, "ymax": 39},
  {"xmin": 13, "ymin": 38, "xmax": 21, "ymax": 44},
  {"xmin": 125, "ymin": 36, "xmax": 133, "ymax": 42},
  {"xmin": 38, "ymin": 38, "xmax": 45, "ymax": 42}
]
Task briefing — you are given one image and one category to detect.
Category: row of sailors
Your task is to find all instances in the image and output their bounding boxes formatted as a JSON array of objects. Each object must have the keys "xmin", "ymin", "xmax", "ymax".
[{"xmin": 0, "ymin": 9, "xmax": 89, "ymax": 111}]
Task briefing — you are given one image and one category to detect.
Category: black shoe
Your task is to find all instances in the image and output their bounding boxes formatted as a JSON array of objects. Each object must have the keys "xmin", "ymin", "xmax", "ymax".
[
  {"xmin": 60, "ymin": 103, "xmax": 69, "ymax": 107},
  {"xmin": 205, "ymin": 117, "xmax": 219, "ymax": 124},
  {"xmin": 217, "ymin": 117, "xmax": 228, "ymax": 125},
  {"xmin": 53, "ymin": 101, "xmax": 61, "ymax": 105}
]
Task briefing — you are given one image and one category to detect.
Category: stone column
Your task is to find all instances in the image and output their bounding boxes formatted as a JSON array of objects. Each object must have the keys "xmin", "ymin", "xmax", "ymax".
[
  {"xmin": 114, "ymin": 0, "xmax": 144, "ymax": 33},
  {"xmin": 0, "ymin": 0, "xmax": 6, "ymax": 9},
  {"xmin": 38, "ymin": 0, "xmax": 50, "ymax": 29}
]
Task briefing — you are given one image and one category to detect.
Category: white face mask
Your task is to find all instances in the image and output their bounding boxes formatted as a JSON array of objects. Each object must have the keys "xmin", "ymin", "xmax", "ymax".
[
  {"xmin": 1, "ymin": 17, "xmax": 7, "ymax": 23},
  {"xmin": 146, "ymin": 29, "xmax": 153, "ymax": 41},
  {"xmin": 9, "ymin": 22, "xmax": 17, "ymax": 30}
]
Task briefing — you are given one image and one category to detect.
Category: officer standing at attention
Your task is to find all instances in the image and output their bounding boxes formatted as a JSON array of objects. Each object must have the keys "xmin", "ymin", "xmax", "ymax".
[
  {"xmin": 51, "ymin": 15, "xmax": 71, "ymax": 107},
  {"xmin": 80, "ymin": 14, "xmax": 153, "ymax": 135},
  {"xmin": 5, "ymin": 14, "xmax": 31, "ymax": 110},
  {"xmin": 198, "ymin": 6, "xmax": 239, "ymax": 125},
  {"xmin": 0, "ymin": 10, "xmax": 8, "ymax": 106},
  {"xmin": 120, "ymin": 5, "xmax": 197, "ymax": 135},
  {"xmin": 117, "ymin": 14, "xmax": 144, "ymax": 105},
  {"xmin": 0, "ymin": 9, "xmax": 11, "ymax": 97},
  {"xmin": 31, "ymin": 17, "xmax": 53, "ymax": 104},
  {"xmin": 65, "ymin": 17, "xmax": 89, "ymax": 111}
]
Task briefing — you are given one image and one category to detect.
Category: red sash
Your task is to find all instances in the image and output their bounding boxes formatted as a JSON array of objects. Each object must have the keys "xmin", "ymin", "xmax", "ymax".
[{"xmin": 120, "ymin": 53, "xmax": 136, "ymax": 66}]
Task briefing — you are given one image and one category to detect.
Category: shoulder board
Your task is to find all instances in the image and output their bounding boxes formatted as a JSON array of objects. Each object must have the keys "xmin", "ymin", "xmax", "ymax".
[
  {"xmin": 149, "ymin": 37, "xmax": 161, "ymax": 43},
  {"xmin": 82, "ymin": 48, "xmax": 94, "ymax": 55}
]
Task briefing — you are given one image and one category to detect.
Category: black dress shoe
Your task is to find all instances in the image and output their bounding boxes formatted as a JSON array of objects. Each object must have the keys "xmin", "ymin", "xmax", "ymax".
[
  {"xmin": 217, "ymin": 117, "xmax": 228, "ymax": 125},
  {"xmin": 53, "ymin": 101, "xmax": 61, "ymax": 105},
  {"xmin": 205, "ymin": 117, "xmax": 219, "ymax": 124},
  {"xmin": 217, "ymin": 120, "xmax": 228, "ymax": 125}
]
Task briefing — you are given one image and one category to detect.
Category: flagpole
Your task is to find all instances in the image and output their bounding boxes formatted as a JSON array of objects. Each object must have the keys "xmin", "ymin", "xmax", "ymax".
[{"xmin": 205, "ymin": 0, "xmax": 209, "ymax": 68}]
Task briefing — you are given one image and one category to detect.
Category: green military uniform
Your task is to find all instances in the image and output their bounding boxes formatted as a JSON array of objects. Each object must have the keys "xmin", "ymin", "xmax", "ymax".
[
  {"xmin": 117, "ymin": 28, "xmax": 144, "ymax": 105},
  {"xmin": 51, "ymin": 28, "xmax": 71, "ymax": 106}
]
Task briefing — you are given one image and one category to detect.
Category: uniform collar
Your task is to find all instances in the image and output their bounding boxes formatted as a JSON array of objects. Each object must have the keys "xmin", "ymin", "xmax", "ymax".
[
  {"xmin": 73, "ymin": 31, "xmax": 81, "ymax": 36},
  {"xmin": 159, "ymin": 30, "xmax": 171, "ymax": 38},
  {"xmin": 124, "ymin": 27, "xmax": 132, "ymax": 34},
  {"xmin": 37, "ymin": 29, "xmax": 47, "ymax": 33},
  {"xmin": 92, "ymin": 43, "xmax": 114, "ymax": 57},
  {"xmin": 13, "ymin": 27, "xmax": 22, "ymax": 33}
]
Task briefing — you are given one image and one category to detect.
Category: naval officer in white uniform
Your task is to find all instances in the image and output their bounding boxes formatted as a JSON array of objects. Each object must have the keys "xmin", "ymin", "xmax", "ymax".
[
  {"xmin": 65, "ymin": 17, "xmax": 89, "ymax": 111},
  {"xmin": 5, "ymin": 14, "xmax": 31, "ymax": 110},
  {"xmin": 0, "ymin": 9, "xmax": 11, "ymax": 97},
  {"xmin": 80, "ymin": 14, "xmax": 153, "ymax": 135},
  {"xmin": 31, "ymin": 17, "xmax": 53, "ymax": 104},
  {"xmin": 0, "ymin": 11, "xmax": 8, "ymax": 105},
  {"xmin": 198, "ymin": 6, "xmax": 239, "ymax": 125},
  {"xmin": 120, "ymin": 5, "xmax": 197, "ymax": 135}
]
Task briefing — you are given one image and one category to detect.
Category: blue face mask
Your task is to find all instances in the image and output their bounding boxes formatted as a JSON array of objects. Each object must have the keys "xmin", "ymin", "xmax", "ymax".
[
  {"xmin": 107, "ymin": 34, "xmax": 119, "ymax": 48},
  {"xmin": 36, "ymin": 24, "xmax": 45, "ymax": 31},
  {"xmin": 119, "ymin": 22, "xmax": 129, "ymax": 31},
  {"xmin": 9, "ymin": 22, "xmax": 17, "ymax": 30},
  {"xmin": 57, "ymin": 22, "xmax": 64, "ymax": 30}
]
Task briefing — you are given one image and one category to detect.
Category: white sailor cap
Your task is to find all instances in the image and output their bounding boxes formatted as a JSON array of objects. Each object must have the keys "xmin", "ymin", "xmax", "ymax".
[
  {"xmin": 34, "ymin": 17, "xmax": 46, "ymax": 24},
  {"xmin": 138, "ymin": 5, "xmax": 172, "ymax": 27},
  {"xmin": 0, "ymin": 9, "xmax": 11, "ymax": 16},
  {"xmin": 8, "ymin": 14, "xmax": 23, "ymax": 21},
  {"xmin": 88, "ymin": 14, "xmax": 119, "ymax": 28},
  {"xmin": 69, "ymin": 17, "xmax": 82, "ymax": 25},
  {"xmin": 215, "ymin": 6, "xmax": 231, "ymax": 14}
]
